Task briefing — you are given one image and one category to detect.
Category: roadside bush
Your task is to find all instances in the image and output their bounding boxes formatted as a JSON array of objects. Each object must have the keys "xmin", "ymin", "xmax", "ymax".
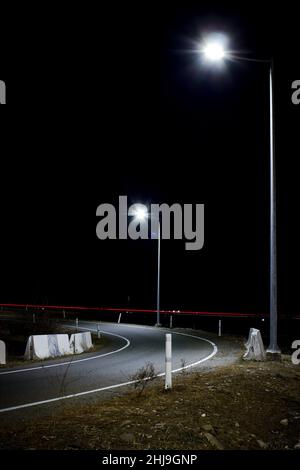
[{"xmin": 130, "ymin": 362, "xmax": 157, "ymax": 396}]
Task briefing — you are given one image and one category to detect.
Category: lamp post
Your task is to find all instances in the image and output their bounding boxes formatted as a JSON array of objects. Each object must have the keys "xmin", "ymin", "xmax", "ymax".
[
  {"xmin": 200, "ymin": 35, "xmax": 280, "ymax": 357},
  {"xmin": 156, "ymin": 218, "xmax": 161, "ymax": 326},
  {"xmin": 267, "ymin": 62, "xmax": 280, "ymax": 356},
  {"xmin": 131, "ymin": 205, "xmax": 161, "ymax": 327}
]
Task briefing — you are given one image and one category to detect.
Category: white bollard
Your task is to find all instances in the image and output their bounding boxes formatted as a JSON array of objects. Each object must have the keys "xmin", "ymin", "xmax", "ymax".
[
  {"xmin": 76, "ymin": 318, "xmax": 79, "ymax": 330},
  {"xmin": 97, "ymin": 323, "xmax": 101, "ymax": 339},
  {"xmin": 33, "ymin": 313, "xmax": 36, "ymax": 324},
  {"xmin": 218, "ymin": 319, "xmax": 222, "ymax": 337},
  {"xmin": 170, "ymin": 315, "xmax": 173, "ymax": 329},
  {"xmin": 118, "ymin": 313, "xmax": 122, "ymax": 324},
  {"xmin": 165, "ymin": 334, "xmax": 172, "ymax": 390},
  {"xmin": 0, "ymin": 340, "xmax": 6, "ymax": 365},
  {"xmin": 63, "ymin": 310, "xmax": 66, "ymax": 319}
]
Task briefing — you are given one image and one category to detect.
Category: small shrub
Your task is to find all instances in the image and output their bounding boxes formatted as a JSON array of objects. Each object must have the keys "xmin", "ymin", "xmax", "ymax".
[
  {"xmin": 180, "ymin": 358, "xmax": 187, "ymax": 374},
  {"xmin": 130, "ymin": 362, "xmax": 157, "ymax": 396}
]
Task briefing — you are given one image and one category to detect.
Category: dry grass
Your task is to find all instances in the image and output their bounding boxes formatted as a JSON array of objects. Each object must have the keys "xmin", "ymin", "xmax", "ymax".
[{"xmin": 1, "ymin": 357, "xmax": 300, "ymax": 450}]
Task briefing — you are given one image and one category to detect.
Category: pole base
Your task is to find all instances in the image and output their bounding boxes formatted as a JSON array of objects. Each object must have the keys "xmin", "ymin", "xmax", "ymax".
[
  {"xmin": 266, "ymin": 349, "xmax": 281, "ymax": 361},
  {"xmin": 155, "ymin": 323, "xmax": 162, "ymax": 327}
]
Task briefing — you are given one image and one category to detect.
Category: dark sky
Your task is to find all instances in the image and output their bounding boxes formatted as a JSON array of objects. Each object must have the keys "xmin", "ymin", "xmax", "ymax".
[{"xmin": 0, "ymin": 2, "xmax": 299, "ymax": 315}]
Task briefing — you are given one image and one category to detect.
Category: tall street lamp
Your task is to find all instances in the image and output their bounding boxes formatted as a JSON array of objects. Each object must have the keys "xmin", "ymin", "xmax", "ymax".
[
  {"xmin": 199, "ymin": 34, "xmax": 281, "ymax": 358},
  {"xmin": 130, "ymin": 205, "xmax": 161, "ymax": 327},
  {"xmin": 156, "ymin": 217, "xmax": 161, "ymax": 326}
]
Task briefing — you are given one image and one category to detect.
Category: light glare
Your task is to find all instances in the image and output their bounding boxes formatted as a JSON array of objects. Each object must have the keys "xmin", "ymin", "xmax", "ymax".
[
  {"xmin": 203, "ymin": 42, "xmax": 225, "ymax": 61},
  {"xmin": 198, "ymin": 33, "xmax": 229, "ymax": 64},
  {"xmin": 129, "ymin": 203, "xmax": 148, "ymax": 221},
  {"xmin": 135, "ymin": 208, "xmax": 147, "ymax": 221}
]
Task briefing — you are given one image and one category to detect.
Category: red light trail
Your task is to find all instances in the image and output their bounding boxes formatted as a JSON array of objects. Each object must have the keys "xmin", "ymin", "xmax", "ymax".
[{"xmin": 0, "ymin": 302, "xmax": 266, "ymax": 317}]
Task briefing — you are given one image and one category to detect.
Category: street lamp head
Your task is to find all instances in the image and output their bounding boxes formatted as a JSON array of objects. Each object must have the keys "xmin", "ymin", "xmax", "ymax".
[
  {"xmin": 129, "ymin": 203, "xmax": 148, "ymax": 222},
  {"xmin": 134, "ymin": 207, "xmax": 148, "ymax": 221},
  {"xmin": 199, "ymin": 33, "xmax": 229, "ymax": 63},
  {"xmin": 203, "ymin": 42, "xmax": 225, "ymax": 61}
]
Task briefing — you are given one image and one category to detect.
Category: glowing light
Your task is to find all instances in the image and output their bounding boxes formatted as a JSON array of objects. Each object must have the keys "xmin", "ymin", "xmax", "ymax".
[
  {"xmin": 203, "ymin": 42, "xmax": 225, "ymax": 61},
  {"xmin": 134, "ymin": 207, "xmax": 147, "ymax": 221},
  {"xmin": 128, "ymin": 203, "xmax": 148, "ymax": 221},
  {"xmin": 199, "ymin": 33, "xmax": 229, "ymax": 63}
]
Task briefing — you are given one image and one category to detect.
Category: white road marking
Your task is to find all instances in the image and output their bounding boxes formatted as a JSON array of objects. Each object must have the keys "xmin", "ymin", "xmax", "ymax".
[
  {"xmin": 0, "ymin": 327, "xmax": 218, "ymax": 414},
  {"xmin": 0, "ymin": 330, "xmax": 130, "ymax": 376}
]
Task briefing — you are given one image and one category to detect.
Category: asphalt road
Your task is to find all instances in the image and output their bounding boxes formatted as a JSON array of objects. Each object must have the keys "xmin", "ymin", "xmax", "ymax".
[{"xmin": 0, "ymin": 321, "xmax": 217, "ymax": 414}]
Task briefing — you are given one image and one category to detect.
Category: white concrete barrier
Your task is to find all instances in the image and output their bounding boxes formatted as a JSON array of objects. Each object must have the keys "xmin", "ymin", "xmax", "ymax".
[
  {"xmin": 25, "ymin": 335, "xmax": 48, "ymax": 360},
  {"xmin": 58, "ymin": 334, "xmax": 72, "ymax": 355},
  {"xmin": 245, "ymin": 327, "xmax": 255, "ymax": 349},
  {"xmin": 24, "ymin": 332, "xmax": 93, "ymax": 360},
  {"xmin": 243, "ymin": 328, "xmax": 266, "ymax": 361},
  {"xmin": 69, "ymin": 332, "xmax": 93, "ymax": 354},
  {"xmin": 24, "ymin": 334, "xmax": 72, "ymax": 360}
]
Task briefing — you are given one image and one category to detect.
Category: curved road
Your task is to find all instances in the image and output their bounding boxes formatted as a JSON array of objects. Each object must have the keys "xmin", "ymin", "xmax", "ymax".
[{"xmin": 0, "ymin": 321, "xmax": 217, "ymax": 414}]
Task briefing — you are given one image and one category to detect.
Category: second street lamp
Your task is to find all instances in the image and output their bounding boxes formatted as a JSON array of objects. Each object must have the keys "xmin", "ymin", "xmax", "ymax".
[
  {"xmin": 156, "ymin": 217, "xmax": 161, "ymax": 327},
  {"xmin": 130, "ymin": 205, "xmax": 161, "ymax": 327},
  {"xmin": 198, "ymin": 34, "xmax": 281, "ymax": 357}
]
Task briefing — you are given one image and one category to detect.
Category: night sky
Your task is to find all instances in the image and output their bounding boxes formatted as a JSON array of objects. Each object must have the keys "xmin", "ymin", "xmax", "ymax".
[{"xmin": 0, "ymin": 2, "xmax": 299, "ymax": 315}]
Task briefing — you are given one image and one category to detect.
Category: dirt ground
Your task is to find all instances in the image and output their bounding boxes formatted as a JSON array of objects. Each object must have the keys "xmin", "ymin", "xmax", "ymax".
[{"xmin": 1, "ymin": 356, "xmax": 299, "ymax": 450}]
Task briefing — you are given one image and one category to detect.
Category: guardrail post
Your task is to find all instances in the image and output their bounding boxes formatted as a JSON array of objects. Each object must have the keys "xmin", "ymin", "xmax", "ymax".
[{"xmin": 165, "ymin": 334, "xmax": 172, "ymax": 390}]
